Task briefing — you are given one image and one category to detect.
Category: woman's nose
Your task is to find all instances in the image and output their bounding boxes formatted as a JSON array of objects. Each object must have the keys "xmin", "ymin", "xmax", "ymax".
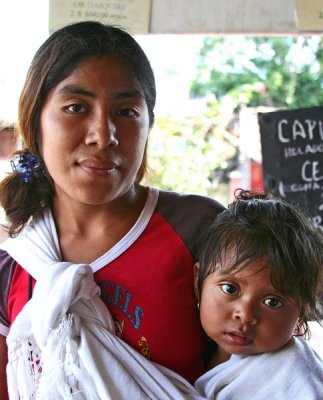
[
  {"xmin": 85, "ymin": 113, "xmax": 118, "ymax": 149},
  {"xmin": 233, "ymin": 300, "xmax": 258, "ymax": 325}
]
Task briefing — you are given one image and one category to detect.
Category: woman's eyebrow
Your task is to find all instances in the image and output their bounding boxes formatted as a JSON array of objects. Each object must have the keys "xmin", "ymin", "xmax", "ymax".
[
  {"xmin": 57, "ymin": 84, "xmax": 95, "ymax": 98},
  {"xmin": 56, "ymin": 84, "xmax": 144, "ymax": 100},
  {"xmin": 117, "ymin": 90, "xmax": 144, "ymax": 100}
]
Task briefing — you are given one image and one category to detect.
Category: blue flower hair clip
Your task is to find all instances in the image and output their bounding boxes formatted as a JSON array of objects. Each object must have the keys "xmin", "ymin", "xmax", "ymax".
[{"xmin": 10, "ymin": 151, "xmax": 43, "ymax": 183}]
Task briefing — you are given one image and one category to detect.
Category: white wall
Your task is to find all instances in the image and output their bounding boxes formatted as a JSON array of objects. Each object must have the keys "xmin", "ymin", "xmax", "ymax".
[{"xmin": 150, "ymin": 0, "xmax": 299, "ymax": 34}]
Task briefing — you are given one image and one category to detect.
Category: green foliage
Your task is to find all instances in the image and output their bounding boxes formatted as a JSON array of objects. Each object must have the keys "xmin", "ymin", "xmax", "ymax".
[
  {"xmin": 190, "ymin": 36, "xmax": 323, "ymax": 108},
  {"xmin": 145, "ymin": 36, "xmax": 323, "ymax": 200},
  {"xmin": 144, "ymin": 97, "xmax": 238, "ymax": 200}
]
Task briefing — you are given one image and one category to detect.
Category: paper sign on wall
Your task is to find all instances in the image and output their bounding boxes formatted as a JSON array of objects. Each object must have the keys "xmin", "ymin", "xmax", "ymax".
[
  {"xmin": 49, "ymin": 0, "xmax": 152, "ymax": 34},
  {"xmin": 295, "ymin": 0, "xmax": 323, "ymax": 31}
]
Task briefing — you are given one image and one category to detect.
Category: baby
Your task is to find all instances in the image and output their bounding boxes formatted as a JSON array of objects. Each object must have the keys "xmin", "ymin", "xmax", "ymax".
[{"xmin": 194, "ymin": 189, "xmax": 323, "ymax": 399}]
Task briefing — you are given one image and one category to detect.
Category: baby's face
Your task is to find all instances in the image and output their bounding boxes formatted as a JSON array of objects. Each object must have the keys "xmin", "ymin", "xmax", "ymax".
[{"xmin": 198, "ymin": 260, "xmax": 300, "ymax": 356}]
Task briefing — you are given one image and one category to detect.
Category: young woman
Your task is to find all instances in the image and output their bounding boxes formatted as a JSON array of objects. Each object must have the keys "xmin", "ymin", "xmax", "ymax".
[{"xmin": 0, "ymin": 21, "xmax": 224, "ymax": 399}]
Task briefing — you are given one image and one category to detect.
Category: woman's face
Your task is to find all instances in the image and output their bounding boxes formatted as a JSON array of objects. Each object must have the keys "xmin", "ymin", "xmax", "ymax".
[{"xmin": 39, "ymin": 56, "xmax": 150, "ymax": 207}]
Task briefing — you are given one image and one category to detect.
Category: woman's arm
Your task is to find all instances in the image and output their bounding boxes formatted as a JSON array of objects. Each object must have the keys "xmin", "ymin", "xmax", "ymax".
[{"xmin": 0, "ymin": 335, "xmax": 8, "ymax": 400}]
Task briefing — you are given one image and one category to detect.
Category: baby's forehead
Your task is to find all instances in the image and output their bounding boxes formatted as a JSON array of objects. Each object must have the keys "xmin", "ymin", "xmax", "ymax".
[
  {"xmin": 215, "ymin": 251, "xmax": 270, "ymax": 274},
  {"xmin": 216, "ymin": 261, "xmax": 270, "ymax": 279}
]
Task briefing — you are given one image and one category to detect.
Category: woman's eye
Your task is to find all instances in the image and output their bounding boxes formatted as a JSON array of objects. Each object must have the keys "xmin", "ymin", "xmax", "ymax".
[
  {"xmin": 220, "ymin": 283, "xmax": 238, "ymax": 295},
  {"xmin": 118, "ymin": 108, "xmax": 139, "ymax": 118},
  {"xmin": 66, "ymin": 104, "xmax": 86, "ymax": 113},
  {"xmin": 264, "ymin": 297, "xmax": 283, "ymax": 309}
]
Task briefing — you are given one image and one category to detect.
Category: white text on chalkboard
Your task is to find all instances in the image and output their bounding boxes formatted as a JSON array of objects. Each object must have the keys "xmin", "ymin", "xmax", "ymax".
[
  {"xmin": 301, "ymin": 161, "xmax": 323, "ymax": 182},
  {"xmin": 278, "ymin": 118, "xmax": 323, "ymax": 143}
]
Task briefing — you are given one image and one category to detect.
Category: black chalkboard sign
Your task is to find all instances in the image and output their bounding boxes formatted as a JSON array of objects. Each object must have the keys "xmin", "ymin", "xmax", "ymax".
[{"xmin": 258, "ymin": 106, "xmax": 323, "ymax": 231}]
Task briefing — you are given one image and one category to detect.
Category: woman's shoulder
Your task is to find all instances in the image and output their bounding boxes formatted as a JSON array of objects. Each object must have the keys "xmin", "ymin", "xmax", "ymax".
[
  {"xmin": 152, "ymin": 189, "xmax": 225, "ymax": 259},
  {"xmin": 0, "ymin": 247, "xmax": 17, "ymax": 286},
  {"xmin": 0, "ymin": 247, "xmax": 16, "ymax": 269},
  {"xmin": 156, "ymin": 189, "xmax": 225, "ymax": 216},
  {"xmin": 0, "ymin": 248, "xmax": 18, "ymax": 333}
]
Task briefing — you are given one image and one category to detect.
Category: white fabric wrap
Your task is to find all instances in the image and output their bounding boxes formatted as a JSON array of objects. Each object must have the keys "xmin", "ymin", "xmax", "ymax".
[
  {"xmin": 195, "ymin": 336, "xmax": 323, "ymax": 400},
  {"xmin": 1, "ymin": 210, "xmax": 204, "ymax": 400}
]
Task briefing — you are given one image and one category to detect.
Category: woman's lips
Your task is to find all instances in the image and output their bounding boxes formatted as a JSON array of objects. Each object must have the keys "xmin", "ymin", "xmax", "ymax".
[
  {"xmin": 78, "ymin": 159, "xmax": 119, "ymax": 176},
  {"xmin": 224, "ymin": 331, "xmax": 254, "ymax": 346}
]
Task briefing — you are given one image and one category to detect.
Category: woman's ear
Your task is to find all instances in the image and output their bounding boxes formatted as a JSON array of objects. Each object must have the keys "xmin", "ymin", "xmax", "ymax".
[{"xmin": 193, "ymin": 262, "xmax": 200, "ymax": 300}]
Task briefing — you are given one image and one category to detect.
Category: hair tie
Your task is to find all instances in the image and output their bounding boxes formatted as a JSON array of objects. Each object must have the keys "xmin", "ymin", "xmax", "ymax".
[{"xmin": 10, "ymin": 151, "xmax": 43, "ymax": 183}]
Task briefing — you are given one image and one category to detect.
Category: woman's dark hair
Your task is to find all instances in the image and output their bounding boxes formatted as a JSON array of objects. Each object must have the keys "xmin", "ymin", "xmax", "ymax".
[
  {"xmin": 196, "ymin": 189, "xmax": 323, "ymax": 338},
  {"xmin": 0, "ymin": 21, "xmax": 156, "ymax": 236}
]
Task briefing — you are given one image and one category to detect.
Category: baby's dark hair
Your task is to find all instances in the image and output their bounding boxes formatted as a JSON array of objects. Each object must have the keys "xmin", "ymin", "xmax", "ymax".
[{"xmin": 196, "ymin": 189, "xmax": 323, "ymax": 337}]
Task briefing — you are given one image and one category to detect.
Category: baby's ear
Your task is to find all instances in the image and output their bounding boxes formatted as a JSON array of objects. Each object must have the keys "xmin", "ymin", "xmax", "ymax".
[
  {"xmin": 293, "ymin": 317, "xmax": 306, "ymax": 337},
  {"xmin": 193, "ymin": 262, "xmax": 200, "ymax": 300}
]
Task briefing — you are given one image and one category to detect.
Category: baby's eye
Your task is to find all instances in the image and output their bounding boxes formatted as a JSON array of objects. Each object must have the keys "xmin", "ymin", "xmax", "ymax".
[
  {"xmin": 263, "ymin": 297, "xmax": 283, "ymax": 309},
  {"xmin": 66, "ymin": 103, "xmax": 86, "ymax": 113},
  {"xmin": 220, "ymin": 283, "xmax": 238, "ymax": 295},
  {"xmin": 118, "ymin": 107, "xmax": 139, "ymax": 118}
]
